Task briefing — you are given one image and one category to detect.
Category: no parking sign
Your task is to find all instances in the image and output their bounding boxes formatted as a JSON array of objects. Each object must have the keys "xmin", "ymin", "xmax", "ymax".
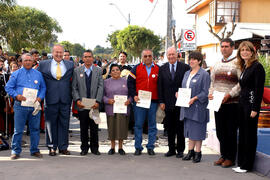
[{"xmin": 182, "ymin": 29, "xmax": 197, "ymax": 51}]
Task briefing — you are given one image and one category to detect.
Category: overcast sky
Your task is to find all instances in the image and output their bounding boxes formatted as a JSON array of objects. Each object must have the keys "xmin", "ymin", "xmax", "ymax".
[{"xmin": 18, "ymin": 0, "xmax": 194, "ymax": 50}]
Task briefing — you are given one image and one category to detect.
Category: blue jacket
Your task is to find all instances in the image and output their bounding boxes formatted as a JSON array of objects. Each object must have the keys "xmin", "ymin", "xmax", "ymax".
[
  {"xmin": 38, "ymin": 59, "xmax": 74, "ymax": 105},
  {"xmin": 180, "ymin": 68, "xmax": 210, "ymax": 123}
]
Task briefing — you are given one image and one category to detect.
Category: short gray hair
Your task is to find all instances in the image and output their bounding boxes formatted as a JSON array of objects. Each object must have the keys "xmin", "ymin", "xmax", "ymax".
[
  {"xmin": 21, "ymin": 53, "xmax": 33, "ymax": 61},
  {"xmin": 52, "ymin": 44, "xmax": 64, "ymax": 52},
  {"xmin": 141, "ymin": 49, "xmax": 153, "ymax": 58}
]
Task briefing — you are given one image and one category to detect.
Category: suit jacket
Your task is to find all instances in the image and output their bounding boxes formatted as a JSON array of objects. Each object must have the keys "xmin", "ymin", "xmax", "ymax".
[
  {"xmin": 180, "ymin": 68, "xmax": 210, "ymax": 123},
  {"xmin": 38, "ymin": 59, "xmax": 74, "ymax": 105},
  {"xmin": 72, "ymin": 65, "xmax": 103, "ymax": 111},
  {"xmin": 158, "ymin": 61, "xmax": 190, "ymax": 110}
]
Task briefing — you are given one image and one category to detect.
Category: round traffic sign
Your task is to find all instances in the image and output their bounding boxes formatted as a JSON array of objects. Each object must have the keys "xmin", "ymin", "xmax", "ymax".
[{"xmin": 184, "ymin": 30, "xmax": 195, "ymax": 41}]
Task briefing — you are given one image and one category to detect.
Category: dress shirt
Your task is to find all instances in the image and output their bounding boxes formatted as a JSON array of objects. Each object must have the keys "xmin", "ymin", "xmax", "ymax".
[
  {"xmin": 169, "ymin": 61, "xmax": 177, "ymax": 72},
  {"xmin": 5, "ymin": 67, "xmax": 46, "ymax": 100},
  {"xmin": 143, "ymin": 62, "xmax": 155, "ymax": 76},
  {"xmin": 84, "ymin": 65, "xmax": 93, "ymax": 77},
  {"xmin": 50, "ymin": 59, "xmax": 67, "ymax": 79}
]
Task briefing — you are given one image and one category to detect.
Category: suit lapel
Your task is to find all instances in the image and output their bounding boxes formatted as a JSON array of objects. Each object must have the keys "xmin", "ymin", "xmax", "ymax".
[{"xmin": 165, "ymin": 63, "xmax": 172, "ymax": 81}]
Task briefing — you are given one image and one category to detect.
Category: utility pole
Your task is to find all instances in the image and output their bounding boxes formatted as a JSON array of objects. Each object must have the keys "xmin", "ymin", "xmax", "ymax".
[{"xmin": 165, "ymin": 0, "xmax": 172, "ymax": 51}]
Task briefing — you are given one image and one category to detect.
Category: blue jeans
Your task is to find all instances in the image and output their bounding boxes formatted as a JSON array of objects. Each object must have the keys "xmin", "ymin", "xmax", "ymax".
[
  {"xmin": 12, "ymin": 101, "xmax": 41, "ymax": 155},
  {"xmin": 133, "ymin": 102, "xmax": 158, "ymax": 150}
]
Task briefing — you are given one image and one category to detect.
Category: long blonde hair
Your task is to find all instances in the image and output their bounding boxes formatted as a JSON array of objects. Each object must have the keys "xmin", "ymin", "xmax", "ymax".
[{"xmin": 236, "ymin": 41, "xmax": 257, "ymax": 71}]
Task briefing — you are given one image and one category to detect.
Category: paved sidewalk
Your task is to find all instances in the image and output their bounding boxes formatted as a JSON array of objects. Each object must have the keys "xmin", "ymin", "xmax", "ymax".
[{"xmin": 0, "ymin": 113, "xmax": 268, "ymax": 180}]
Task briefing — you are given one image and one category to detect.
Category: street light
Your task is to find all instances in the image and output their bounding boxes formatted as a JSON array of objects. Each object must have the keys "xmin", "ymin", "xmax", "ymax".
[{"xmin": 109, "ymin": 3, "xmax": 130, "ymax": 25}]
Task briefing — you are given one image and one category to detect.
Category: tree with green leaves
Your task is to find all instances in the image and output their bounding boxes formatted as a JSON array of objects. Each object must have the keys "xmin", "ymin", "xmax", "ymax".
[
  {"xmin": 59, "ymin": 41, "xmax": 74, "ymax": 54},
  {"xmin": 0, "ymin": 5, "xmax": 62, "ymax": 53},
  {"xmin": 107, "ymin": 25, "xmax": 161, "ymax": 58},
  {"xmin": 72, "ymin": 43, "xmax": 85, "ymax": 57}
]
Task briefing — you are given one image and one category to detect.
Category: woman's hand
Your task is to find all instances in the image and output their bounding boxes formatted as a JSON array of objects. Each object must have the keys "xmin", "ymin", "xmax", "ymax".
[
  {"xmin": 124, "ymin": 99, "xmax": 130, "ymax": 106},
  {"xmin": 108, "ymin": 99, "xmax": 115, "ymax": 105},
  {"xmin": 208, "ymin": 94, "xmax": 213, "ymax": 100},
  {"xmin": 189, "ymin": 96, "xmax": 197, "ymax": 105},
  {"xmin": 250, "ymin": 111, "xmax": 257, "ymax": 118}
]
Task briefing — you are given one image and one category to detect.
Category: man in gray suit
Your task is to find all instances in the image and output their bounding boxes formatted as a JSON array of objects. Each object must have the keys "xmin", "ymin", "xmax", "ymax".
[
  {"xmin": 72, "ymin": 50, "xmax": 103, "ymax": 156},
  {"xmin": 38, "ymin": 44, "xmax": 74, "ymax": 156}
]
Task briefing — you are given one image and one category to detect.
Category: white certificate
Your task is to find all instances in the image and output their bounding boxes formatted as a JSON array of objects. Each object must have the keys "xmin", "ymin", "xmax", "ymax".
[
  {"xmin": 136, "ymin": 90, "xmax": 152, "ymax": 109},
  {"xmin": 175, "ymin": 88, "xmax": 191, "ymax": 107},
  {"xmin": 81, "ymin": 98, "xmax": 96, "ymax": 110},
  {"xmin": 207, "ymin": 91, "xmax": 225, "ymax": 112},
  {"xmin": 21, "ymin": 88, "xmax": 38, "ymax": 107},
  {"xmin": 113, "ymin": 95, "xmax": 127, "ymax": 114}
]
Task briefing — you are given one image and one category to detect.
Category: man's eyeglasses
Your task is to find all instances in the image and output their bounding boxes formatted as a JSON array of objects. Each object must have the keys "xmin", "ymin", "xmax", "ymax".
[
  {"xmin": 143, "ymin": 55, "xmax": 152, "ymax": 58},
  {"xmin": 84, "ymin": 56, "xmax": 92, "ymax": 58}
]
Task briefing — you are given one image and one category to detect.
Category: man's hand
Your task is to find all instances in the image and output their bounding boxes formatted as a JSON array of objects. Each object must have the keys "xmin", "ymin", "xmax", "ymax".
[
  {"xmin": 134, "ymin": 96, "xmax": 140, "ymax": 103},
  {"xmin": 208, "ymin": 94, "xmax": 213, "ymax": 100},
  {"xmin": 222, "ymin": 93, "xmax": 231, "ymax": 104},
  {"xmin": 16, "ymin": 95, "xmax": 26, "ymax": 101},
  {"xmin": 92, "ymin": 103, "xmax": 99, "ymax": 109},
  {"xmin": 175, "ymin": 92, "xmax": 178, "ymax": 98},
  {"xmin": 108, "ymin": 99, "xmax": 115, "ymax": 105},
  {"xmin": 35, "ymin": 97, "xmax": 42, "ymax": 103},
  {"xmin": 160, "ymin": 103, "xmax": 165, "ymax": 111},
  {"xmin": 250, "ymin": 111, "xmax": 257, "ymax": 118},
  {"xmin": 76, "ymin": 100, "xmax": 85, "ymax": 109}
]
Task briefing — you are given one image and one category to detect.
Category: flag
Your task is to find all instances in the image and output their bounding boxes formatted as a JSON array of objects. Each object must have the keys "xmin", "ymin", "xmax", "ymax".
[
  {"xmin": 149, "ymin": 0, "xmax": 154, "ymax": 3},
  {"xmin": 184, "ymin": 0, "xmax": 187, "ymax": 3}
]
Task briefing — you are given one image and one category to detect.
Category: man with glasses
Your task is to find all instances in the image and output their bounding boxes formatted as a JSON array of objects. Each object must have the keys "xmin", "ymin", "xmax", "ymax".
[{"xmin": 127, "ymin": 49, "xmax": 159, "ymax": 156}]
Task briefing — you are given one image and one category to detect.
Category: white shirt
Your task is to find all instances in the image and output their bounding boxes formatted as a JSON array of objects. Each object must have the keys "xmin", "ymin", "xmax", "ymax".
[
  {"xmin": 186, "ymin": 74, "xmax": 195, "ymax": 88},
  {"xmin": 51, "ymin": 59, "xmax": 67, "ymax": 79}
]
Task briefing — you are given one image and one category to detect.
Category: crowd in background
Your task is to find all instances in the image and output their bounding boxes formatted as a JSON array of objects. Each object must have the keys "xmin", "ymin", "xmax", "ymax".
[{"xmin": 0, "ymin": 38, "xmax": 266, "ymax": 174}]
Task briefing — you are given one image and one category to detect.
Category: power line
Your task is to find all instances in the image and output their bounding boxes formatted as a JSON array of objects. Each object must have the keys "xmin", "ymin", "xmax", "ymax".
[{"xmin": 143, "ymin": 0, "xmax": 159, "ymax": 26}]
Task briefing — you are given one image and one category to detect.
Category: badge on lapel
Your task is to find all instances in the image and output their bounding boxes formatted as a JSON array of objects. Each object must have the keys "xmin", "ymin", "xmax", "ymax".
[
  {"xmin": 80, "ymin": 73, "xmax": 83, "ymax": 78},
  {"xmin": 34, "ymin": 80, "xmax": 38, "ymax": 84}
]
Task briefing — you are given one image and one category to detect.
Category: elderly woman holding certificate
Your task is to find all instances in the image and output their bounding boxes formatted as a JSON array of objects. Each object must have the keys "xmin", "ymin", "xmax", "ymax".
[
  {"xmin": 103, "ymin": 64, "xmax": 132, "ymax": 155},
  {"xmin": 179, "ymin": 51, "xmax": 210, "ymax": 163}
]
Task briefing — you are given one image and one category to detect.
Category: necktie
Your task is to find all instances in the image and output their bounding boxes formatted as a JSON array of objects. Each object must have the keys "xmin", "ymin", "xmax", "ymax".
[
  {"xmin": 56, "ymin": 62, "xmax": 61, "ymax": 80},
  {"xmin": 171, "ymin": 64, "xmax": 175, "ymax": 79}
]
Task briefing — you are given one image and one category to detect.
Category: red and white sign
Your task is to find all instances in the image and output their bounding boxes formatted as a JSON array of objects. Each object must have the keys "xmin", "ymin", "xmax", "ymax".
[{"xmin": 182, "ymin": 29, "xmax": 197, "ymax": 51}]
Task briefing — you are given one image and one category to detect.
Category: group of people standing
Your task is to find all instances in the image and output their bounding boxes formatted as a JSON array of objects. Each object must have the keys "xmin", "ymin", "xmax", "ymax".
[{"xmin": 2, "ymin": 38, "xmax": 266, "ymax": 174}]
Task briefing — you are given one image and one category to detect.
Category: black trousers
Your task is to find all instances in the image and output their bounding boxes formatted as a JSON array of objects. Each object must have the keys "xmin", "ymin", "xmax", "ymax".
[
  {"xmin": 237, "ymin": 103, "xmax": 258, "ymax": 171},
  {"xmin": 78, "ymin": 110, "xmax": 99, "ymax": 152},
  {"xmin": 215, "ymin": 103, "xmax": 238, "ymax": 161},
  {"xmin": 166, "ymin": 107, "xmax": 185, "ymax": 153}
]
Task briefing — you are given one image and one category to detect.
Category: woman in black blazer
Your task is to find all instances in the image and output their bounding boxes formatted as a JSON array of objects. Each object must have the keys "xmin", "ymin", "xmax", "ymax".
[{"xmin": 233, "ymin": 41, "xmax": 265, "ymax": 173}]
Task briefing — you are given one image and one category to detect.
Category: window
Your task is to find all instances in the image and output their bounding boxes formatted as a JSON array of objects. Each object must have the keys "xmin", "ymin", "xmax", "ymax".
[{"xmin": 209, "ymin": 0, "xmax": 240, "ymax": 26}]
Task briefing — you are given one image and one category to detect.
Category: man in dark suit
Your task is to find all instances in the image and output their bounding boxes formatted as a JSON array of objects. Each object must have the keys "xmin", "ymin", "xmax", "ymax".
[
  {"xmin": 38, "ymin": 44, "xmax": 74, "ymax": 156},
  {"xmin": 158, "ymin": 47, "xmax": 190, "ymax": 158},
  {"xmin": 72, "ymin": 50, "xmax": 103, "ymax": 156}
]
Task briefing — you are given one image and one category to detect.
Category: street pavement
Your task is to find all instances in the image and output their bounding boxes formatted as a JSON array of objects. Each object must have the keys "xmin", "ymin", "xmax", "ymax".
[{"xmin": 0, "ymin": 113, "xmax": 269, "ymax": 180}]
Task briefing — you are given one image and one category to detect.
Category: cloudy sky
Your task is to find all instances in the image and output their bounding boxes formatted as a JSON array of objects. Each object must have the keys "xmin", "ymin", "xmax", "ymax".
[{"xmin": 18, "ymin": 0, "xmax": 194, "ymax": 49}]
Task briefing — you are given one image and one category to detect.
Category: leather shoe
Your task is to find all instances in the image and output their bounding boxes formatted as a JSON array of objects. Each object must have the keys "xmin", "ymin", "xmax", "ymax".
[
  {"xmin": 31, "ymin": 152, "xmax": 43, "ymax": 158},
  {"xmin": 49, "ymin": 149, "xmax": 56, "ymax": 156},
  {"xmin": 59, "ymin": 149, "xmax": 71, "ymax": 155},
  {"xmin": 108, "ymin": 148, "xmax": 115, "ymax": 155},
  {"xmin": 134, "ymin": 149, "xmax": 142, "ymax": 156},
  {"xmin": 92, "ymin": 150, "xmax": 101, "ymax": 155},
  {"xmin": 164, "ymin": 151, "xmax": 176, "ymax": 157},
  {"xmin": 118, "ymin": 149, "xmax": 125, "ymax": 155},
  {"xmin": 192, "ymin": 151, "xmax": 202, "ymax": 163},
  {"xmin": 176, "ymin": 152, "xmax": 184, "ymax": 158},
  {"xmin": 147, "ymin": 149, "xmax": 155, "ymax": 156},
  {"xmin": 221, "ymin": 160, "xmax": 235, "ymax": 168},
  {"xmin": 10, "ymin": 154, "xmax": 20, "ymax": 160},
  {"xmin": 214, "ymin": 157, "xmax": 225, "ymax": 166},
  {"xmin": 182, "ymin": 150, "xmax": 194, "ymax": 160},
  {"xmin": 80, "ymin": 150, "xmax": 88, "ymax": 156}
]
